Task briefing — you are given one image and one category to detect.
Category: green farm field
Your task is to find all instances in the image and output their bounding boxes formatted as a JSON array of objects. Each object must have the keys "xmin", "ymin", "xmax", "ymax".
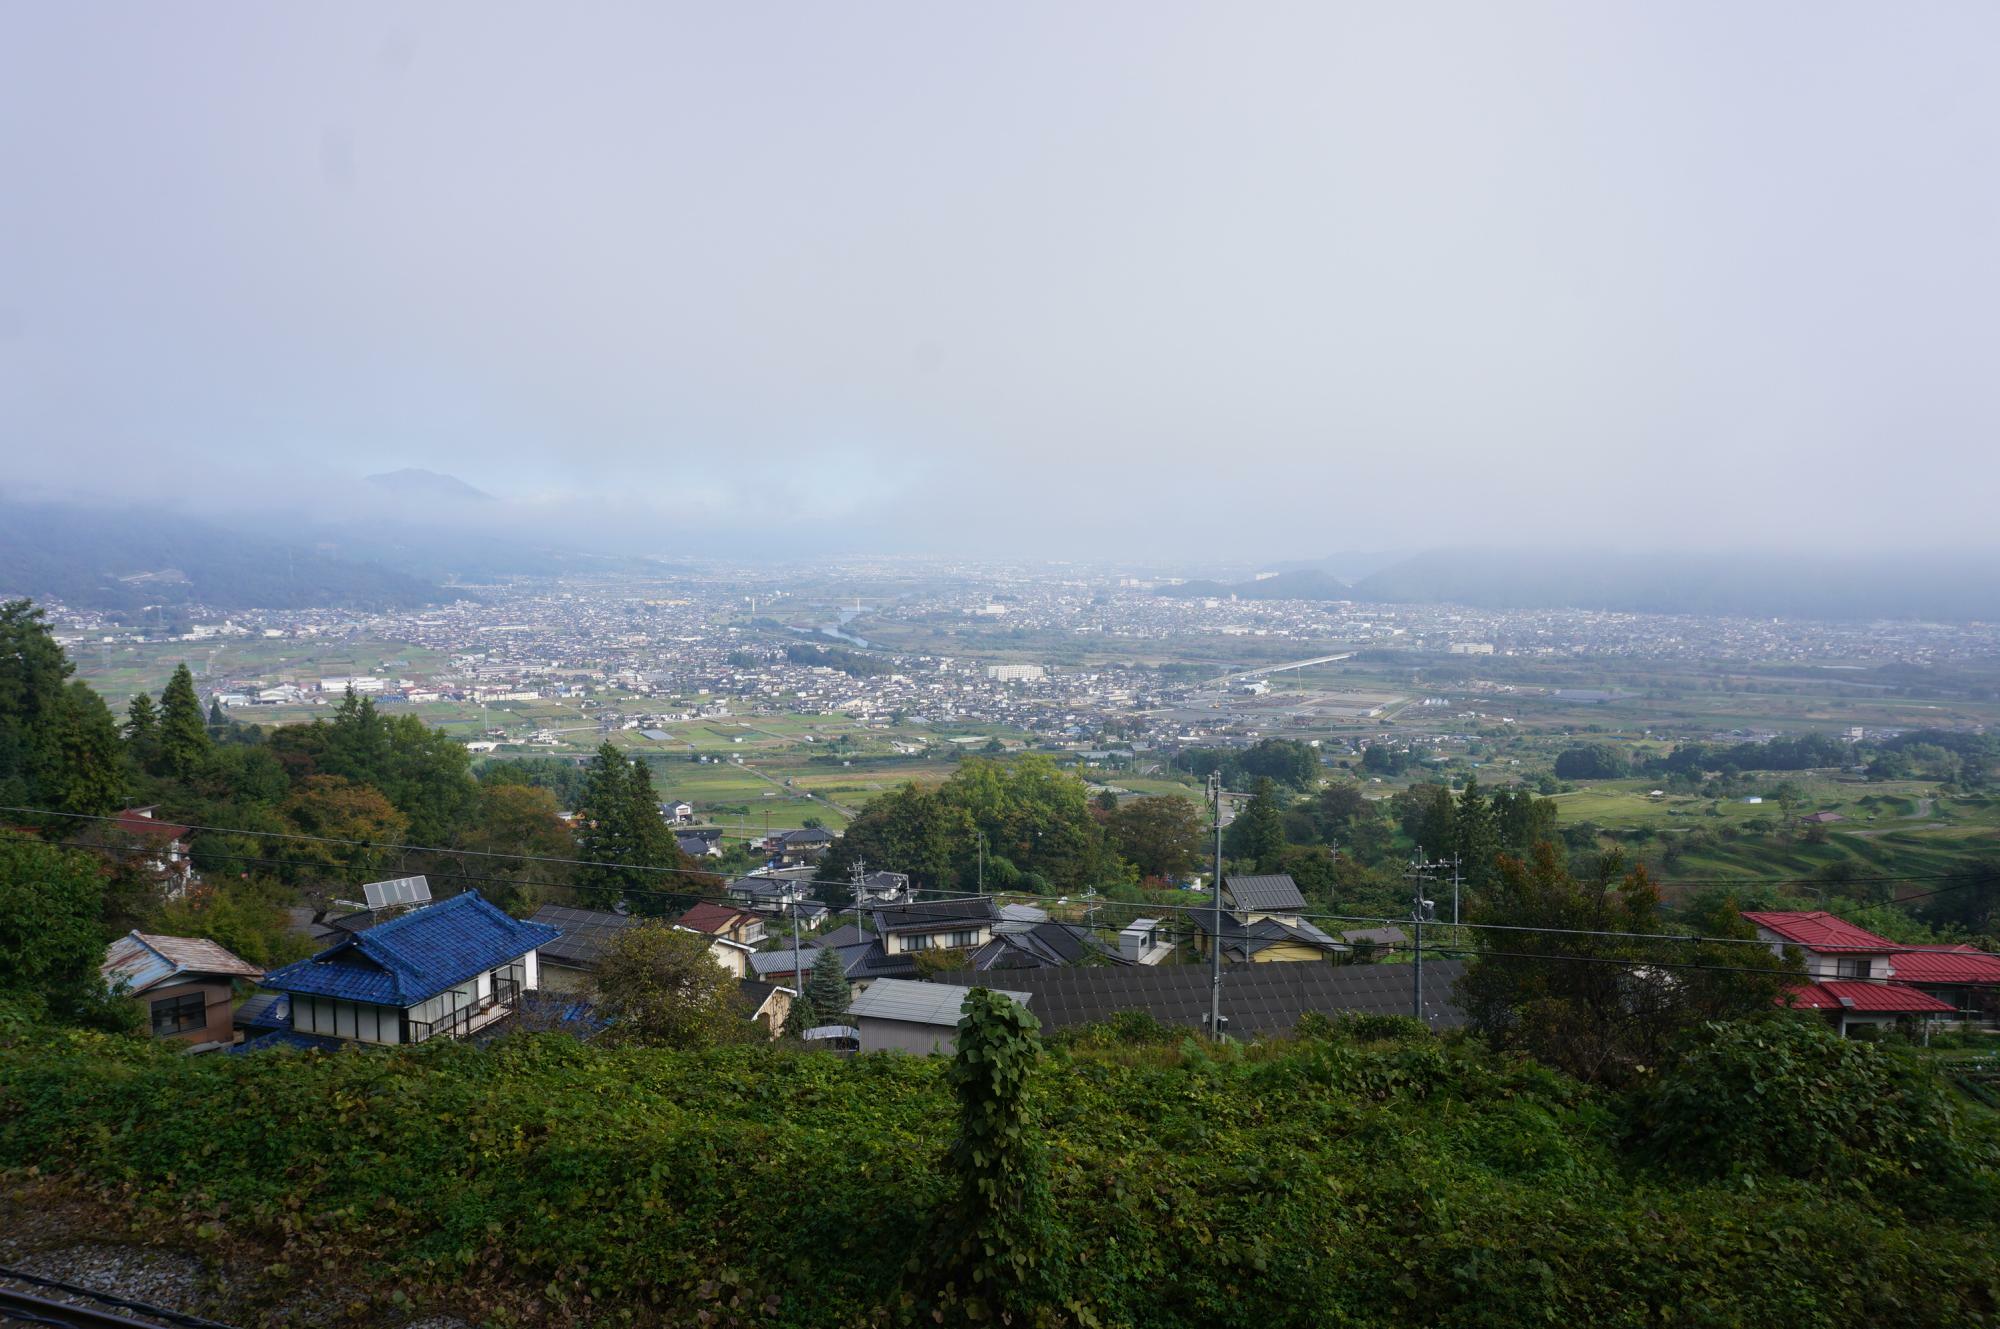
[
  {"xmin": 1550, "ymin": 776, "xmax": 2000, "ymax": 887},
  {"xmin": 69, "ymin": 635, "xmax": 449, "ymax": 704}
]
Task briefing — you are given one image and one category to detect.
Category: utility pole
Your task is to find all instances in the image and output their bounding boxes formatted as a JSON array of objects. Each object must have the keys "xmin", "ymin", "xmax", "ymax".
[
  {"xmin": 976, "ymin": 829, "xmax": 986, "ymax": 896},
  {"xmin": 1451, "ymin": 855, "xmax": 1463, "ymax": 928},
  {"xmin": 1406, "ymin": 849, "xmax": 1445, "ymax": 1024},
  {"xmin": 789, "ymin": 895, "xmax": 803, "ymax": 1003},
  {"xmin": 1209, "ymin": 770, "xmax": 1224, "ymax": 1042}
]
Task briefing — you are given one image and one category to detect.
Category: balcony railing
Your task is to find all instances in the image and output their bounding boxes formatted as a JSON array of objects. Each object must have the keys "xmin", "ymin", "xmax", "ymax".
[{"xmin": 408, "ymin": 976, "xmax": 521, "ymax": 1044}]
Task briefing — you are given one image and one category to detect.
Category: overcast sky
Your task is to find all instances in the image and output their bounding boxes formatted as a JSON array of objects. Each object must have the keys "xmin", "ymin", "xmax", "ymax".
[{"xmin": 2, "ymin": 4, "xmax": 1997, "ymax": 562}]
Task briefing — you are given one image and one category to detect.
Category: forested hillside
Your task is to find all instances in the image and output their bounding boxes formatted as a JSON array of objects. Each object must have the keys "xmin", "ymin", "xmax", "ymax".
[{"xmin": 0, "ymin": 500, "xmax": 442, "ymax": 612}]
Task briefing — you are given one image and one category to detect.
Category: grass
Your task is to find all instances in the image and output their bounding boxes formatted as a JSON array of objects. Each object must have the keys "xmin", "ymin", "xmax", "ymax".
[{"xmin": 1547, "ymin": 776, "xmax": 2000, "ymax": 887}]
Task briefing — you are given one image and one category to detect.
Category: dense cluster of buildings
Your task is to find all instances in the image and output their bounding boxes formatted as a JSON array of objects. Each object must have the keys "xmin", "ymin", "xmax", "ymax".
[
  {"xmin": 103, "ymin": 867, "xmax": 2000, "ymax": 1060},
  {"xmin": 37, "ymin": 564, "xmax": 2000, "ymax": 780}
]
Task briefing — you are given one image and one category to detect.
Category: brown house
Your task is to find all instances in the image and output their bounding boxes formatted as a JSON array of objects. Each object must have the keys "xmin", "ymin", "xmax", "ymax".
[
  {"xmin": 677, "ymin": 900, "xmax": 769, "ymax": 947},
  {"xmin": 101, "ymin": 931, "xmax": 263, "ymax": 1049}
]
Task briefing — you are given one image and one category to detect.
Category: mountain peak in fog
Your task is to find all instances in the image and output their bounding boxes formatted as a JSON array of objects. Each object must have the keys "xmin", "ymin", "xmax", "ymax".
[{"xmin": 364, "ymin": 469, "xmax": 494, "ymax": 503}]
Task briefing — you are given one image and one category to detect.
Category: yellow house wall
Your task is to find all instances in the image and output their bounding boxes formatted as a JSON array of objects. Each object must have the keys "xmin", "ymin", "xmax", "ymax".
[{"xmin": 1251, "ymin": 941, "xmax": 1328, "ymax": 964}]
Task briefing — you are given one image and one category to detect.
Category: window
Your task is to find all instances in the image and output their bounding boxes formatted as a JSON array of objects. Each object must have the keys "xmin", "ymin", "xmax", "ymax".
[
  {"xmin": 490, "ymin": 959, "xmax": 527, "ymax": 1000},
  {"xmin": 1836, "ymin": 958, "xmax": 1872, "ymax": 979},
  {"xmin": 150, "ymin": 991, "xmax": 207, "ymax": 1036}
]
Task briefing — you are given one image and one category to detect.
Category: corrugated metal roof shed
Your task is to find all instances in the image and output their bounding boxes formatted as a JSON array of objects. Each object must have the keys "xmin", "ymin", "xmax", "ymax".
[
  {"xmin": 845, "ymin": 978, "xmax": 1031, "ymax": 1027},
  {"xmin": 101, "ymin": 931, "xmax": 262, "ymax": 995}
]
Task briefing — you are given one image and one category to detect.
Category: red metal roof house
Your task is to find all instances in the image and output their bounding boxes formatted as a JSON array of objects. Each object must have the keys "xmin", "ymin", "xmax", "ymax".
[{"xmin": 1749, "ymin": 910, "xmax": 1999, "ymax": 1033}]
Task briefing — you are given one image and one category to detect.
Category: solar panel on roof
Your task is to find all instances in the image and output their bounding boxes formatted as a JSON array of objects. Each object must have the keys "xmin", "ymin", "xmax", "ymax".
[{"xmin": 362, "ymin": 875, "xmax": 432, "ymax": 910}]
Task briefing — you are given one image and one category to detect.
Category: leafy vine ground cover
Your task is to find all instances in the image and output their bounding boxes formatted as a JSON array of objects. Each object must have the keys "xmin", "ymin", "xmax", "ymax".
[{"xmin": 1, "ymin": 1017, "xmax": 1995, "ymax": 1328}]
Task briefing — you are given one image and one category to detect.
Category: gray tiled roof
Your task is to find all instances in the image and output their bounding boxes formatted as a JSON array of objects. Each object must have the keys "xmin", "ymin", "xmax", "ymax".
[
  {"xmin": 1224, "ymin": 874, "xmax": 1307, "ymax": 912},
  {"xmin": 871, "ymin": 897, "xmax": 998, "ymax": 935},
  {"xmin": 1186, "ymin": 909, "xmax": 1343, "ymax": 961},
  {"xmin": 750, "ymin": 947, "xmax": 821, "ymax": 977},
  {"xmin": 845, "ymin": 941, "xmax": 917, "ymax": 980},
  {"xmin": 931, "ymin": 959, "xmax": 1468, "ymax": 1036},
  {"xmin": 324, "ymin": 907, "xmax": 399, "ymax": 935},
  {"xmin": 978, "ymin": 921, "xmax": 1122, "ymax": 970},
  {"xmin": 846, "ymin": 978, "xmax": 1032, "ymax": 1028},
  {"xmin": 529, "ymin": 904, "xmax": 638, "ymax": 969},
  {"xmin": 796, "ymin": 935, "xmax": 912, "ymax": 981},
  {"xmin": 997, "ymin": 903, "xmax": 1049, "ymax": 928}
]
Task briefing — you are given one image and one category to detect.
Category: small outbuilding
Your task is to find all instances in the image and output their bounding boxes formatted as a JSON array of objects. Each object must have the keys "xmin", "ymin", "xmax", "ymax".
[
  {"xmin": 102, "ymin": 931, "xmax": 263, "ymax": 1050},
  {"xmin": 844, "ymin": 978, "xmax": 1032, "ymax": 1055}
]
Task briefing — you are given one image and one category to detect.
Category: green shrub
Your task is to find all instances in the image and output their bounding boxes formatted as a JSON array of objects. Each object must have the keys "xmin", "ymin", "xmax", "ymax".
[
  {"xmin": 1050, "ymin": 1008, "xmax": 1187, "ymax": 1049},
  {"xmin": 1631, "ymin": 1015, "xmax": 1999, "ymax": 1219}
]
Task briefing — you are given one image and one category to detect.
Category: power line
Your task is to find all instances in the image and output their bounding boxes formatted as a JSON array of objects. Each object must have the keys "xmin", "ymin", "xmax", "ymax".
[
  {"xmin": 72, "ymin": 841, "xmax": 2000, "ymax": 965},
  {"xmin": 1416, "ymin": 942, "xmax": 1825, "ymax": 984}
]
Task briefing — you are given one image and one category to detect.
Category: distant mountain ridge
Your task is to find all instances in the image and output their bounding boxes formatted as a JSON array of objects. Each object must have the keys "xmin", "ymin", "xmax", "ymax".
[
  {"xmin": 365, "ymin": 468, "xmax": 494, "ymax": 502},
  {"xmin": 0, "ymin": 499, "xmax": 443, "ymax": 613},
  {"xmin": 1257, "ymin": 550, "xmax": 1409, "ymax": 582},
  {"xmin": 1350, "ymin": 548, "xmax": 2000, "ymax": 622},
  {"xmin": 1161, "ymin": 569, "xmax": 1355, "ymax": 602},
  {"xmin": 1162, "ymin": 548, "xmax": 2000, "ymax": 621}
]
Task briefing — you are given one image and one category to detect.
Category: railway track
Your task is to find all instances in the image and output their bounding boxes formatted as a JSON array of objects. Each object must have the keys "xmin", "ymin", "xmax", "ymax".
[{"xmin": 0, "ymin": 1266, "xmax": 236, "ymax": 1329}]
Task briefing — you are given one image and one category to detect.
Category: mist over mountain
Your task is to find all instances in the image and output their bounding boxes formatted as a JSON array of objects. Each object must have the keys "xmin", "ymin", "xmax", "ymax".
[
  {"xmin": 0, "ymin": 499, "xmax": 443, "ymax": 613},
  {"xmin": 1161, "ymin": 570, "xmax": 1356, "ymax": 603},
  {"xmin": 1258, "ymin": 551, "xmax": 1410, "ymax": 582},
  {"xmin": 1350, "ymin": 548, "xmax": 2000, "ymax": 622},
  {"xmin": 202, "ymin": 470, "xmax": 625, "ymax": 582},
  {"xmin": 365, "ymin": 469, "xmax": 494, "ymax": 503},
  {"xmin": 1160, "ymin": 549, "xmax": 2000, "ymax": 622},
  {"xmin": 10, "ymin": 478, "xmax": 1999, "ymax": 624}
]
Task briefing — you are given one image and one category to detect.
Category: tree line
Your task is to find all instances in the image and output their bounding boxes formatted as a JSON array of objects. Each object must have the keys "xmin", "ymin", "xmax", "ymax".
[
  {"xmin": 0, "ymin": 598, "xmax": 714, "ymax": 1019},
  {"xmin": 1553, "ymin": 728, "xmax": 1994, "ymax": 788}
]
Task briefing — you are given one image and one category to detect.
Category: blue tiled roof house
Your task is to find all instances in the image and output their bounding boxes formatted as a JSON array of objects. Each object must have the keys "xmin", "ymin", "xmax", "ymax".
[{"xmin": 255, "ymin": 892, "xmax": 559, "ymax": 1046}]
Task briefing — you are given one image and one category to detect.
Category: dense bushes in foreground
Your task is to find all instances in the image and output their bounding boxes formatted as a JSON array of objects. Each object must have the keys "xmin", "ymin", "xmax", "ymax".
[{"xmin": 1, "ymin": 1015, "xmax": 1996, "ymax": 1328}]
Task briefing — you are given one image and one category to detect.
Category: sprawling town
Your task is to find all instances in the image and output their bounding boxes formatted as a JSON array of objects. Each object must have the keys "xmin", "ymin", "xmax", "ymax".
[
  {"xmin": 7, "ymin": 2, "xmax": 2000, "ymax": 1320},
  {"xmin": 41, "ymin": 564, "xmax": 2000, "ymax": 762}
]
